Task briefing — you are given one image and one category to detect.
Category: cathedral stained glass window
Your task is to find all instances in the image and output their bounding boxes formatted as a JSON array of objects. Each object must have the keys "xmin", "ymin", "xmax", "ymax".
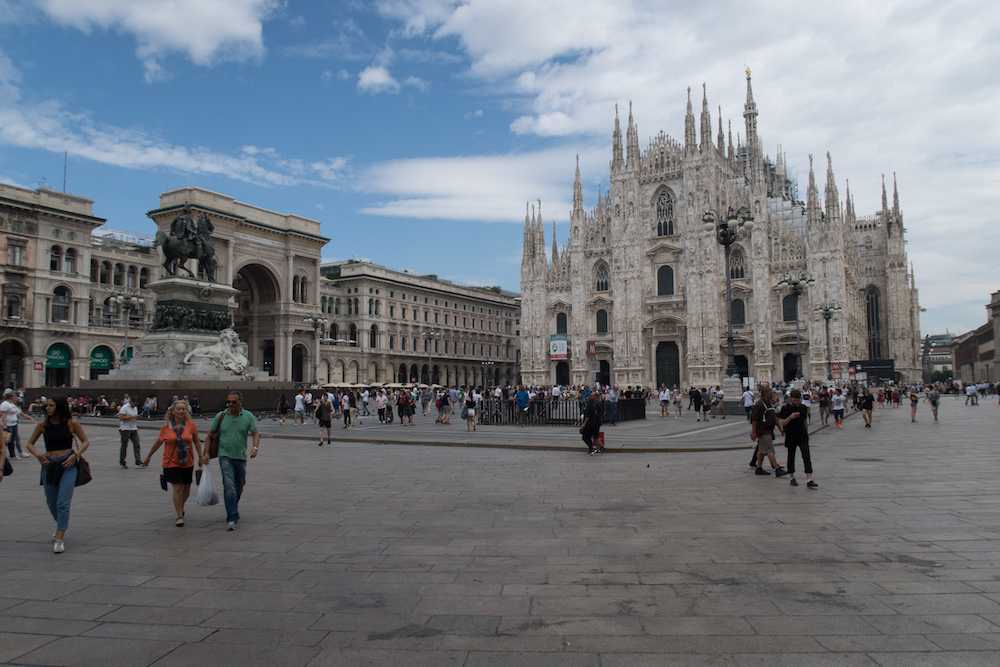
[
  {"xmin": 595, "ymin": 263, "xmax": 610, "ymax": 292},
  {"xmin": 729, "ymin": 249, "xmax": 746, "ymax": 279},
  {"xmin": 656, "ymin": 193, "xmax": 674, "ymax": 236}
]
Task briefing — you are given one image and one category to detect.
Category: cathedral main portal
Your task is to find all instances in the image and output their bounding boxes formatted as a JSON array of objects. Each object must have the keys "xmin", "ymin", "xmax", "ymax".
[{"xmin": 656, "ymin": 342, "xmax": 680, "ymax": 389}]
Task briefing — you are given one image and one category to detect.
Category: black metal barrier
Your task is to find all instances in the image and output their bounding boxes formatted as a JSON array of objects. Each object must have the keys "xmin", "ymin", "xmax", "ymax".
[{"xmin": 475, "ymin": 397, "xmax": 645, "ymax": 426}]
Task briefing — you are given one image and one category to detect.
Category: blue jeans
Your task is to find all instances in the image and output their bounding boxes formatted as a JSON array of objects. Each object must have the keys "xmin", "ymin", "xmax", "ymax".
[
  {"xmin": 218, "ymin": 456, "xmax": 246, "ymax": 524},
  {"xmin": 41, "ymin": 453, "xmax": 78, "ymax": 531},
  {"xmin": 609, "ymin": 402, "xmax": 618, "ymax": 424},
  {"xmin": 5, "ymin": 424, "xmax": 20, "ymax": 456}
]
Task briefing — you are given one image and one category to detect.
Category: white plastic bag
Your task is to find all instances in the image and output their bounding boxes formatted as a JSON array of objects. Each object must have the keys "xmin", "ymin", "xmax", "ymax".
[{"xmin": 196, "ymin": 466, "xmax": 219, "ymax": 506}]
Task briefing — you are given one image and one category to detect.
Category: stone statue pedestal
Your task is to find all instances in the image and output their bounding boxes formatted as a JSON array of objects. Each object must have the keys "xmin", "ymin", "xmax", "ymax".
[
  {"xmin": 104, "ymin": 277, "xmax": 272, "ymax": 382},
  {"xmin": 720, "ymin": 373, "xmax": 746, "ymax": 415}
]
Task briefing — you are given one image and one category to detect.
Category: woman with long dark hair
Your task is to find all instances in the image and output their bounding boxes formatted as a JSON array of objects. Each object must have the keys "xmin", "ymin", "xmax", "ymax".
[
  {"xmin": 142, "ymin": 400, "xmax": 204, "ymax": 526},
  {"xmin": 25, "ymin": 395, "xmax": 90, "ymax": 553}
]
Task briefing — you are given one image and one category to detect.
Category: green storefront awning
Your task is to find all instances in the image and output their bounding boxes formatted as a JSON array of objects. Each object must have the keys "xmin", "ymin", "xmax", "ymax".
[
  {"xmin": 46, "ymin": 343, "xmax": 71, "ymax": 369},
  {"xmin": 90, "ymin": 346, "xmax": 114, "ymax": 370}
]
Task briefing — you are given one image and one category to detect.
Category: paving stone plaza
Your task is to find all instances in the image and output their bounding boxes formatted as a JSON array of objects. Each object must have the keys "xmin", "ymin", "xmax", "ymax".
[{"xmin": 2, "ymin": 396, "xmax": 999, "ymax": 665}]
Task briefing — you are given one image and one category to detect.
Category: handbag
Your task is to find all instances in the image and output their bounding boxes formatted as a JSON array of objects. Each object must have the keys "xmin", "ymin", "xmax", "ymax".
[
  {"xmin": 461, "ymin": 406, "xmax": 469, "ymax": 420},
  {"xmin": 3, "ymin": 457, "xmax": 12, "ymax": 476},
  {"xmin": 74, "ymin": 453, "xmax": 92, "ymax": 487},
  {"xmin": 206, "ymin": 410, "xmax": 223, "ymax": 459}
]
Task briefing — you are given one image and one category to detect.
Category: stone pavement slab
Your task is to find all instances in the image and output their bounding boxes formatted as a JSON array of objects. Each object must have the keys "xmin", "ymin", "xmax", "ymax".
[{"xmin": 1, "ymin": 394, "xmax": 998, "ymax": 663}]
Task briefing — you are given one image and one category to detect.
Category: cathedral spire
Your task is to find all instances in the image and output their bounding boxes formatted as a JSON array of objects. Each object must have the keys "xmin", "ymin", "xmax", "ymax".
[
  {"xmin": 743, "ymin": 68, "xmax": 762, "ymax": 185},
  {"xmin": 523, "ymin": 201, "xmax": 532, "ymax": 256},
  {"xmin": 626, "ymin": 101, "xmax": 639, "ymax": 169},
  {"xmin": 806, "ymin": 154, "xmax": 821, "ymax": 227},
  {"xmin": 717, "ymin": 106, "xmax": 725, "ymax": 155},
  {"xmin": 892, "ymin": 172, "xmax": 901, "ymax": 225},
  {"xmin": 551, "ymin": 221, "xmax": 558, "ymax": 264},
  {"xmin": 684, "ymin": 87, "xmax": 697, "ymax": 157},
  {"xmin": 844, "ymin": 179, "xmax": 855, "ymax": 224},
  {"xmin": 727, "ymin": 119, "xmax": 734, "ymax": 164},
  {"xmin": 699, "ymin": 83, "xmax": 712, "ymax": 153},
  {"xmin": 824, "ymin": 151, "xmax": 841, "ymax": 225},
  {"xmin": 881, "ymin": 174, "xmax": 891, "ymax": 236},
  {"xmin": 611, "ymin": 104, "xmax": 624, "ymax": 172},
  {"xmin": 573, "ymin": 154, "xmax": 583, "ymax": 212}
]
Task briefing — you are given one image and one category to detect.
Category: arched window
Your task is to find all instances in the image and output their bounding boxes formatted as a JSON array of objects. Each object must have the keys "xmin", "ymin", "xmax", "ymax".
[
  {"xmin": 346, "ymin": 298, "xmax": 352, "ymax": 315},
  {"xmin": 50, "ymin": 246, "xmax": 62, "ymax": 272},
  {"xmin": 354, "ymin": 298, "xmax": 359, "ymax": 314},
  {"xmin": 369, "ymin": 298, "xmax": 374, "ymax": 315},
  {"xmin": 657, "ymin": 266, "xmax": 674, "ymax": 296},
  {"xmin": 349, "ymin": 323, "xmax": 358, "ymax": 343},
  {"xmin": 126, "ymin": 265, "xmax": 137, "ymax": 288},
  {"xmin": 334, "ymin": 298, "xmax": 340, "ymax": 315},
  {"xmin": 113, "ymin": 263, "xmax": 125, "ymax": 286},
  {"xmin": 594, "ymin": 262, "xmax": 610, "ymax": 291},
  {"xmin": 866, "ymin": 287, "xmax": 883, "ymax": 358},
  {"xmin": 731, "ymin": 299, "xmax": 746, "ymax": 326},
  {"xmin": 90, "ymin": 259, "xmax": 99, "ymax": 283},
  {"xmin": 729, "ymin": 249, "xmax": 746, "ymax": 280},
  {"xmin": 656, "ymin": 192, "xmax": 674, "ymax": 236},
  {"xmin": 139, "ymin": 268, "xmax": 150, "ymax": 288},
  {"xmin": 375, "ymin": 300, "xmax": 380, "ymax": 316},
  {"xmin": 329, "ymin": 323, "xmax": 338, "ymax": 340},
  {"xmin": 52, "ymin": 286, "xmax": 71, "ymax": 322},
  {"xmin": 292, "ymin": 276, "xmax": 300, "ymax": 303},
  {"xmin": 556, "ymin": 312, "xmax": 568, "ymax": 334},
  {"xmin": 64, "ymin": 248, "xmax": 77, "ymax": 274},
  {"xmin": 100, "ymin": 261, "xmax": 111, "ymax": 284},
  {"xmin": 369, "ymin": 325, "xmax": 378, "ymax": 348},
  {"xmin": 321, "ymin": 296, "xmax": 327, "ymax": 312},
  {"xmin": 782, "ymin": 294, "xmax": 798, "ymax": 322},
  {"xmin": 300, "ymin": 277, "xmax": 308, "ymax": 303},
  {"xmin": 596, "ymin": 309, "xmax": 608, "ymax": 333}
]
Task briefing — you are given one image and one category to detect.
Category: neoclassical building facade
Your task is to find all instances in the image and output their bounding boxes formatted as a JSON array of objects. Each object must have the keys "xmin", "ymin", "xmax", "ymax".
[
  {"xmin": 315, "ymin": 260, "xmax": 520, "ymax": 389},
  {"xmin": 520, "ymin": 74, "xmax": 922, "ymax": 388},
  {"xmin": 1, "ymin": 182, "xmax": 521, "ymax": 390}
]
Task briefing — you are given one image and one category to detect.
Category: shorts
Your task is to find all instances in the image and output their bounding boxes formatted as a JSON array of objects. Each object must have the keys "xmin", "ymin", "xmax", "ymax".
[
  {"xmin": 162, "ymin": 466, "xmax": 194, "ymax": 485},
  {"xmin": 443, "ymin": 406, "xmax": 452, "ymax": 413},
  {"xmin": 756, "ymin": 433, "xmax": 775, "ymax": 455},
  {"xmin": 660, "ymin": 400, "xmax": 668, "ymax": 406},
  {"xmin": 466, "ymin": 408, "xmax": 475, "ymax": 418},
  {"xmin": 318, "ymin": 419, "xmax": 331, "ymax": 428},
  {"xmin": 833, "ymin": 409, "xmax": 844, "ymax": 419}
]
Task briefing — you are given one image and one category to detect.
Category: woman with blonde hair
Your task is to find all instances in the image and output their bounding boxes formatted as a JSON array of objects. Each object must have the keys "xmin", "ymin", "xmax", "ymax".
[{"xmin": 142, "ymin": 400, "xmax": 205, "ymax": 527}]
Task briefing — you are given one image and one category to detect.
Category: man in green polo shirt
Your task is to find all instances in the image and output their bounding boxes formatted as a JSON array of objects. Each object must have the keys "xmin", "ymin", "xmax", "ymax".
[{"xmin": 209, "ymin": 391, "xmax": 259, "ymax": 531}]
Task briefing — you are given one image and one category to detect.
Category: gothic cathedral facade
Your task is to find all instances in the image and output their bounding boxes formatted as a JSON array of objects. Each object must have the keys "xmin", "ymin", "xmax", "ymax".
[{"xmin": 519, "ymin": 74, "xmax": 921, "ymax": 389}]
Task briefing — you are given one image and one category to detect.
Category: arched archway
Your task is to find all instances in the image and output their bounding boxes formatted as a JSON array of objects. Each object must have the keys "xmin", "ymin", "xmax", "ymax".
[
  {"xmin": 368, "ymin": 361, "xmax": 379, "ymax": 383},
  {"xmin": 45, "ymin": 342, "xmax": 73, "ymax": 387},
  {"xmin": 398, "ymin": 363, "xmax": 408, "ymax": 383},
  {"xmin": 233, "ymin": 262, "xmax": 282, "ymax": 375},
  {"xmin": 346, "ymin": 361, "xmax": 359, "ymax": 384},
  {"xmin": 556, "ymin": 361, "xmax": 570, "ymax": 386}
]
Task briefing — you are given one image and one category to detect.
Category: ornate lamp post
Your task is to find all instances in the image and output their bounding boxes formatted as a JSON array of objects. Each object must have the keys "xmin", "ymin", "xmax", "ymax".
[
  {"xmin": 304, "ymin": 313, "xmax": 327, "ymax": 386},
  {"xmin": 702, "ymin": 205, "xmax": 754, "ymax": 379},
  {"xmin": 777, "ymin": 271, "xmax": 815, "ymax": 380},
  {"xmin": 814, "ymin": 300, "xmax": 842, "ymax": 380},
  {"xmin": 423, "ymin": 329, "xmax": 440, "ymax": 385},
  {"xmin": 114, "ymin": 290, "xmax": 145, "ymax": 366}
]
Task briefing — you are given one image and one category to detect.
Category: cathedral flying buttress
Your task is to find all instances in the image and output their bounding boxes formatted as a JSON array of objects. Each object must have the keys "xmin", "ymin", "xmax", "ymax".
[{"xmin": 520, "ymin": 74, "xmax": 921, "ymax": 389}]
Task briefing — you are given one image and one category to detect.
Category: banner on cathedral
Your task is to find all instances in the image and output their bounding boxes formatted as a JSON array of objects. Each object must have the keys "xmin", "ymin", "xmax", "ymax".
[{"xmin": 550, "ymin": 334, "xmax": 567, "ymax": 360}]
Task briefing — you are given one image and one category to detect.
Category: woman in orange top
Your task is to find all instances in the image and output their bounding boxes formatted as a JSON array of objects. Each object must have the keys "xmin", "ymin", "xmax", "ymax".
[{"xmin": 142, "ymin": 400, "xmax": 205, "ymax": 527}]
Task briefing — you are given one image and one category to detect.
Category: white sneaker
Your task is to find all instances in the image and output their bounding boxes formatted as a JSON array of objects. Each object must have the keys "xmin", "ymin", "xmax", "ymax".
[
  {"xmin": 226, "ymin": 522, "xmax": 236, "ymax": 531},
  {"xmin": 53, "ymin": 540, "xmax": 65, "ymax": 553}
]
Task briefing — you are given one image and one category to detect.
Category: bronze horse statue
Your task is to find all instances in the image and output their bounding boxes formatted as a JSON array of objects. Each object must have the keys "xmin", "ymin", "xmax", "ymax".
[{"xmin": 154, "ymin": 207, "xmax": 216, "ymax": 282}]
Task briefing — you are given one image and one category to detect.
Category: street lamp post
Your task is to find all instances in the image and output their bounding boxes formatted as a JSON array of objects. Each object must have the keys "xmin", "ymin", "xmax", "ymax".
[
  {"xmin": 115, "ymin": 290, "xmax": 145, "ymax": 366},
  {"xmin": 814, "ymin": 300, "xmax": 842, "ymax": 381},
  {"xmin": 423, "ymin": 329, "xmax": 440, "ymax": 385},
  {"xmin": 304, "ymin": 313, "xmax": 327, "ymax": 386},
  {"xmin": 702, "ymin": 205, "xmax": 754, "ymax": 379},
  {"xmin": 777, "ymin": 271, "xmax": 815, "ymax": 381}
]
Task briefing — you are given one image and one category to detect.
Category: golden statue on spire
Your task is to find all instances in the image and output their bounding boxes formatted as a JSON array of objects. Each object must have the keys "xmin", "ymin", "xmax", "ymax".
[{"xmin": 745, "ymin": 66, "xmax": 752, "ymax": 79}]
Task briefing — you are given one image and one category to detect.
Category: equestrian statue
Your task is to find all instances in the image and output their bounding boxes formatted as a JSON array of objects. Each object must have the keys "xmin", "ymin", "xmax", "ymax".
[{"xmin": 154, "ymin": 204, "xmax": 217, "ymax": 282}]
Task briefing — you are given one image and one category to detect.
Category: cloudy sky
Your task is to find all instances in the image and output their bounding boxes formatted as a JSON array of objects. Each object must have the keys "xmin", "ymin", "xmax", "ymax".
[{"xmin": 1, "ymin": 0, "xmax": 997, "ymax": 335}]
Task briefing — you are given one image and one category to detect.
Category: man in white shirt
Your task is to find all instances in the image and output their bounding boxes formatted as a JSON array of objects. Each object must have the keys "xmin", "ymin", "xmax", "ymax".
[
  {"xmin": 304, "ymin": 390, "xmax": 314, "ymax": 423},
  {"xmin": 118, "ymin": 396, "xmax": 143, "ymax": 469},
  {"xmin": 293, "ymin": 391, "xmax": 306, "ymax": 425},
  {"xmin": 658, "ymin": 386, "xmax": 670, "ymax": 418},
  {"xmin": 741, "ymin": 387, "xmax": 755, "ymax": 421},
  {"xmin": 2, "ymin": 389, "xmax": 35, "ymax": 459}
]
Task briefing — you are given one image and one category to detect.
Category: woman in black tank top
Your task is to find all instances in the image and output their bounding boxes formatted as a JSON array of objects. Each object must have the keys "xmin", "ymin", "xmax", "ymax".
[{"xmin": 25, "ymin": 395, "xmax": 90, "ymax": 554}]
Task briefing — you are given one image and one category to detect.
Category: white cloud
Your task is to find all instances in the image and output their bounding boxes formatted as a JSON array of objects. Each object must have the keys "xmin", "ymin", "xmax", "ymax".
[
  {"xmin": 357, "ymin": 65, "xmax": 400, "ymax": 94},
  {"xmin": 404, "ymin": 76, "xmax": 429, "ymax": 93},
  {"xmin": 0, "ymin": 58, "xmax": 350, "ymax": 188},
  {"xmin": 38, "ymin": 0, "xmax": 278, "ymax": 81},
  {"xmin": 358, "ymin": 146, "xmax": 604, "ymax": 223}
]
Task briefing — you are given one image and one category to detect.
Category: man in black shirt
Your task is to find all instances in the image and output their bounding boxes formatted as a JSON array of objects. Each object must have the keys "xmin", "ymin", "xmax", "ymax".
[
  {"xmin": 860, "ymin": 388, "xmax": 874, "ymax": 428},
  {"xmin": 778, "ymin": 389, "xmax": 817, "ymax": 488}
]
